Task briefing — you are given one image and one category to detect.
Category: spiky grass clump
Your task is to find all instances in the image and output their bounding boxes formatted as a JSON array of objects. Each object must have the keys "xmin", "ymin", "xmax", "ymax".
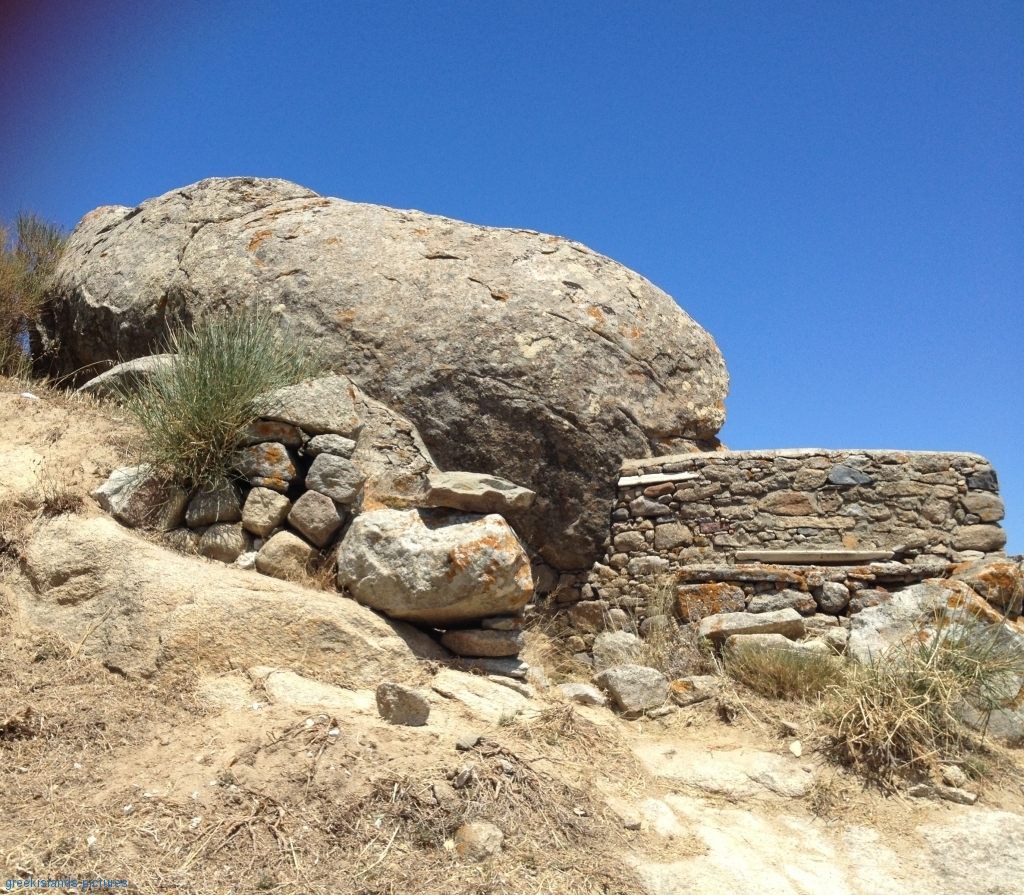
[
  {"xmin": 117, "ymin": 307, "xmax": 322, "ymax": 490},
  {"xmin": 0, "ymin": 213, "xmax": 65, "ymax": 378},
  {"xmin": 726, "ymin": 646, "xmax": 847, "ymax": 700},
  {"xmin": 824, "ymin": 611, "xmax": 1024, "ymax": 785}
]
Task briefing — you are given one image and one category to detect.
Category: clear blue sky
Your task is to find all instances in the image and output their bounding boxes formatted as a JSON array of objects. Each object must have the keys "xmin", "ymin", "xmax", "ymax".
[{"xmin": 2, "ymin": 1, "xmax": 1021, "ymax": 552}]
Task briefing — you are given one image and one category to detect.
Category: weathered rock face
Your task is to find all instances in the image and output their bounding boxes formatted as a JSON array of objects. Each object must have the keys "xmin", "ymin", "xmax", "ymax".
[
  {"xmin": 336, "ymin": 508, "xmax": 534, "ymax": 626},
  {"xmin": 13, "ymin": 515, "xmax": 425, "ymax": 684},
  {"xmin": 46, "ymin": 177, "xmax": 729, "ymax": 569}
]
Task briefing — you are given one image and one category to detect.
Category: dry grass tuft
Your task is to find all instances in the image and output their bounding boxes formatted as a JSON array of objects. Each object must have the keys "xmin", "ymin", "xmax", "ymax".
[
  {"xmin": 822, "ymin": 611, "xmax": 1024, "ymax": 787},
  {"xmin": 726, "ymin": 647, "xmax": 846, "ymax": 700}
]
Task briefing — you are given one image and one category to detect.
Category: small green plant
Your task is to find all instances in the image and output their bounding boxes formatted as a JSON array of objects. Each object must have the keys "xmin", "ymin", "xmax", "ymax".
[
  {"xmin": 116, "ymin": 306, "xmax": 322, "ymax": 490},
  {"xmin": 823, "ymin": 609, "xmax": 1024, "ymax": 785},
  {"xmin": 725, "ymin": 645, "xmax": 847, "ymax": 700},
  {"xmin": 0, "ymin": 213, "xmax": 66, "ymax": 377}
]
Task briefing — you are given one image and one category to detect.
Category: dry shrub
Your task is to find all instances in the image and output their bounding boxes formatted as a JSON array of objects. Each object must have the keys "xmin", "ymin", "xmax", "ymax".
[
  {"xmin": 637, "ymin": 583, "xmax": 718, "ymax": 678},
  {"xmin": 38, "ymin": 471, "xmax": 84, "ymax": 517},
  {"xmin": 726, "ymin": 646, "xmax": 846, "ymax": 700},
  {"xmin": 823, "ymin": 611, "xmax": 1024, "ymax": 786},
  {"xmin": 0, "ymin": 213, "xmax": 65, "ymax": 377}
]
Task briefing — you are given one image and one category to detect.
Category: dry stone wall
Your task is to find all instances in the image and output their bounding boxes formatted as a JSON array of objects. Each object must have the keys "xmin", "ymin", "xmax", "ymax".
[
  {"xmin": 610, "ymin": 448, "xmax": 1006, "ymax": 565},
  {"xmin": 573, "ymin": 449, "xmax": 1011, "ymax": 639}
]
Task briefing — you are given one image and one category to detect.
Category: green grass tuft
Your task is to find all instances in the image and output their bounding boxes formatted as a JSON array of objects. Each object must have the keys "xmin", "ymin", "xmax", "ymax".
[{"xmin": 116, "ymin": 306, "xmax": 323, "ymax": 490}]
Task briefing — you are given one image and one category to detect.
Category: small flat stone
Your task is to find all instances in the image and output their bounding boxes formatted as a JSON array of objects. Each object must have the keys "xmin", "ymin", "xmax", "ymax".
[
  {"xmin": 698, "ymin": 608, "xmax": 805, "ymax": 643},
  {"xmin": 255, "ymin": 531, "xmax": 316, "ymax": 580},
  {"xmin": 440, "ymin": 628, "xmax": 525, "ymax": 658},
  {"xmin": 287, "ymin": 490, "xmax": 343, "ymax": 548},
  {"xmin": 723, "ymin": 633, "xmax": 801, "ymax": 659},
  {"xmin": 232, "ymin": 442, "xmax": 296, "ymax": 492},
  {"xmin": 592, "ymin": 631, "xmax": 641, "ymax": 672},
  {"xmin": 375, "ymin": 682, "xmax": 431, "ymax": 726},
  {"xmin": 937, "ymin": 786, "xmax": 978, "ymax": 806},
  {"xmin": 186, "ymin": 481, "xmax": 242, "ymax": 528},
  {"xmin": 305, "ymin": 453, "xmax": 367, "ymax": 505},
  {"xmin": 199, "ymin": 523, "xmax": 251, "ymax": 564},
  {"xmin": 827, "ymin": 465, "xmax": 873, "ymax": 487},
  {"xmin": 554, "ymin": 682, "xmax": 608, "ymax": 707},
  {"xmin": 238, "ymin": 420, "xmax": 303, "ymax": 447},
  {"xmin": 303, "ymin": 433, "xmax": 357, "ymax": 458},
  {"xmin": 454, "ymin": 822, "xmax": 503, "ymax": 862},
  {"xmin": 747, "ymin": 589, "xmax": 817, "ymax": 615},
  {"xmin": 455, "ymin": 733, "xmax": 481, "ymax": 751},
  {"xmin": 423, "ymin": 470, "xmax": 535, "ymax": 514},
  {"xmin": 254, "ymin": 374, "xmax": 363, "ymax": 437},
  {"xmin": 594, "ymin": 664, "xmax": 668, "ymax": 715},
  {"xmin": 668, "ymin": 676, "xmax": 719, "ymax": 707},
  {"xmin": 452, "ymin": 657, "xmax": 530, "ymax": 679},
  {"xmin": 241, "ymin": 487, "xmax": 291, "ymax": 538}
]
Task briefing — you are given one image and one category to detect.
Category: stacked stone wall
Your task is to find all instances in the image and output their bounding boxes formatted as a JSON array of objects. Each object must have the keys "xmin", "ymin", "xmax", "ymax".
[{"xmin": 569, "ymin": 449, "xmax": 1010, "ymax": 645}]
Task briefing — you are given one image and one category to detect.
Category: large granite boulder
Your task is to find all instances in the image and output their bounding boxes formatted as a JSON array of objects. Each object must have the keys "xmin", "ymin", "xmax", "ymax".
[
  {"xmin": 336, "ymin": 508, "xmax": 533, "ymax": 626},
  {"xmin": 43, "ymin": 177, "xmax": 729, "ymax": 568}
]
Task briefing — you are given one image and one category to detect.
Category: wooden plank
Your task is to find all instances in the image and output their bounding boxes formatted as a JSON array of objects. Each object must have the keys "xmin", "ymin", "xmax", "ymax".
[
  {"xmin": 734, "ymin": 549, "xmax": 894, "ymax": 564},
  {"xmin": 617, "ymin": 472, "xmax": 700, "ymax": 488}
]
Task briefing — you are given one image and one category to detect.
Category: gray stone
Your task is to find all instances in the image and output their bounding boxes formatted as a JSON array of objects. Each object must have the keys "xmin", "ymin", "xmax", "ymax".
[
  {"xmin": 480, "ymin": 616, "xmax": 525, "ymax": 632},
  {"xmin": 668, "ymin": 675, "xmax": 719, "ymax": 707},
  {"xmin": 76, "ymin": 354, "xmax": 176, "ymax": 399},
  {"xmin": 612, "ymin": 531, "xmax": 646, "ymax": 553},
  {"xmin": 238, "ymin": 420, "xmax": 304, "ymax": 447},
  {"xmin": 965, "ymin": 470, "xmax": 998, "ymax": 492},
  {"xmin": 653, "ymin": 522, "xmax": 692, "ymax": 550},
  {"xmin": 723, "ymin": 633, "xmax": 801, "ymax": 659},
  {"xmin": 567, "ymin": 600, "xmax": 611, "ymax": 633},
  {"xmin": 375, "ymin": 682, "xmax": 431, "ymax": 726},
  {"xmin": 827, "ymin": 465, "xmax": 873, "ymax": 486},
  {"xmin": 454, "ymin": 822, "xmax": 503, "ymax": 862},
  {"xmin": 287, "ymin": 490, "xmax": 343, "ymax": 548},
  {"xmin": 823, "ymin": 627, "xmax": 849, "ymax": 653},
  {"xmin": 594, "ymin": 664, "xmax": 668, "ymax": 715},
  {"xmin": 91, "ymin": 465, "xmax": 187, "ymax": 531},
  {"xmin": 452, "ymin": 657, "xmax": 530, "ymax": 679},
  {"xmin": 241, "ymin": 487, "xmax": 291, "ymax": 538},
  {"xmin": 953, "ymin": 524, "xmax": 1007, "ymax": 553},
  {"xmin": 554, "ymin": 682, "xmax": 607, "ymax": 707},
  {"xmin": 698, "ymin": 608, "xmax": 805, "ymax": 643},
  {"xmin": 746, "ymin": 589, "xmax": 817, "ymax": 615},
  {"xmin": 185, "ymin": 481, "xmax": 242, "ymax": 528},
  {"xmin": 630, "ymin": 497, "xmax": 672, "ymax": 518},
  {"xmin": 303, "ymin": 433, "xmax": 356, "ymax": 458},
  {"xmin": 232, "ymin": 442, "xmax": 297, "ymax": 492},
  {"xmin": 199, "ymin": 523, "xmax": 251, "ymax": 564},
  {"xmin": 255, "ymin": 531, "xmax": 316, "ymax": 580},
  {"xmin": 816, "ymin": 581, "xmax": 851, "ymax": 615},
  {"xmin": 254, "ymin": 373, "xmax": 363, "ymax": 438},
  {"xmin": 337, "ymin": 509, "xmax": 532, "ymax": 626},
  {"xmin": 46, "ymin": 178, "xmax": 728, "ymax": 571},
  {"xmin": 639, "ymin": 615, "xmax": 671, "ymax": 638},
  {"xmin": 234, "ymin": 551, "xmax": 258, "ymax": 571},
  {"xmin": 423, "ymin": 470, "xmax": 535, "ymax": 515},
  {"xmin": 305, "ymin": 453, "xmax": 367, "ymax": 505},
  {"xmin": 440, "ymin": 628, "xmax": 525, "ymax": 658},
  {"xmin": 627, "ymin": 555, "xmax": 669, "ymax": 578},
  {"xmin": 592, "ymin": 630, "xmax": 642, "ymax": 671}
]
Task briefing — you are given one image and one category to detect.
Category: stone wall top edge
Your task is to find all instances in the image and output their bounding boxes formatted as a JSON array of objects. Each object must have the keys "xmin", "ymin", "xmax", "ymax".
[{"xmin": 621, "ymin": 447, "xmax": 992, "ymax": 474}]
